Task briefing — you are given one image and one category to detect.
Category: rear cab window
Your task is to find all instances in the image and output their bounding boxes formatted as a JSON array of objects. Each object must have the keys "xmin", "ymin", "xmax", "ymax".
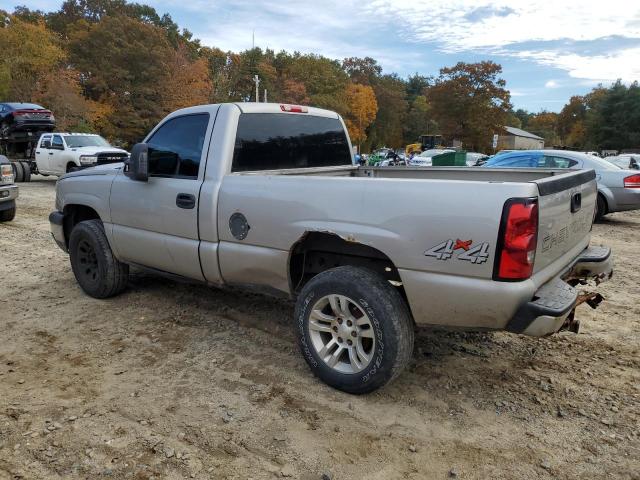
[
  {"xmin": 232, "ymin": 113, "xmax": 352, "ymax": 172},
  {"xmin": 40, "ymin": 135, "xmax": 52, "ymax": 147}
]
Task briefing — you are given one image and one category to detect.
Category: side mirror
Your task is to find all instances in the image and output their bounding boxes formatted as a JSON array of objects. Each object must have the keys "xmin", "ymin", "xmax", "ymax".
[
  {"xmin": 42, "ymin": 140, "xmax": 51, "ymax": 148},
  {"xmin": 124, "ymin": 143, "xmax": 149, "ymax": 182}
]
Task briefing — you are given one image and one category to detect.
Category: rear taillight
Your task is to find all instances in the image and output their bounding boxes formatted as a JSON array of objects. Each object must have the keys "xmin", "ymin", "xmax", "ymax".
[
  {"xmin": 12, "ymin": 111, "xmax": 26, "ymax": 117},
  {"xmin": 623, "ymin": 174, "xmax": 640, "ymax": 188},
  {"xmin": 493, "ymin": 198, "xmax": 538, "ymax": 281},
  {"xmin": 280, "ymin": 104, "xmax": 308, "ymax": 113}
]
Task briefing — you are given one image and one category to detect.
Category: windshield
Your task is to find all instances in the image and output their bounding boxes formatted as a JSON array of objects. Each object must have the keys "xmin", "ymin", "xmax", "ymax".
[{"xmin": 63, "ymin": 135, "xmax": 111, "ymax": 148}]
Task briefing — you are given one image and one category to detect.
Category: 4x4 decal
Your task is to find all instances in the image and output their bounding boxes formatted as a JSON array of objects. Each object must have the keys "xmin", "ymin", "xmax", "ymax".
[{"xmin": 424, "ymin": 239, "xmax": 490, "ymax": 264}]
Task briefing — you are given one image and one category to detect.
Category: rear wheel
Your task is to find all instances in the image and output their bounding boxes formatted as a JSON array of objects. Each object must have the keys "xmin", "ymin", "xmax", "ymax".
[
  {"xmin": 0, "ymin": 206, "xmax": 16, "ymax": 222},
  {"xmin": 69, "ymin": 220, "xmax": 129, "ymax": 298},
  {"xmin": 19, "ymin": 161, "xmax": 31, "ymax": 182},
  {"xmin": 12, "ymin": 162, "xmax": 24, "ymax": 182},
  {"xmin": 595, "ymin": 194, "xmax": 607, "ymax": 222},
  {"xmin": 295, "ymin": 266, "xmax": 414, "ymax": 394}
]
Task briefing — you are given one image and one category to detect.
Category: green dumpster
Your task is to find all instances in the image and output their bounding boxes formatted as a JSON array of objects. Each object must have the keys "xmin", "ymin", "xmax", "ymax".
[{"xmin": 431, "ymin": 151, "xmax": 467, "ymax": 166}]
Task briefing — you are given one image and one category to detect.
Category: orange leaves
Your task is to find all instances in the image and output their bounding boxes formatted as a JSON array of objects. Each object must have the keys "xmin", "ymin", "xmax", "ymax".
[{"xmin": 344, "ymin": 83, "xmax": 378, "ymax": 148}]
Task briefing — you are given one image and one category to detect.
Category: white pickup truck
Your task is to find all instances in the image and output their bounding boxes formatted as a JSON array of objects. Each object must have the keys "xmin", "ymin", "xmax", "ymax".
[
  {"xmin": 49, "ymin": 103, "xmax": 613, "ymax": 393},
  {"xmin": 34, "ymin": 133, "xmax": 128, "ymax": 176}
]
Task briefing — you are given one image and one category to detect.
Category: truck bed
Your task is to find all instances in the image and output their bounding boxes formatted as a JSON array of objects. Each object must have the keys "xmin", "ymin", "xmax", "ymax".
[{"xmin": 235, "ymin": 164, "xmax": 582, "ymax": 184}]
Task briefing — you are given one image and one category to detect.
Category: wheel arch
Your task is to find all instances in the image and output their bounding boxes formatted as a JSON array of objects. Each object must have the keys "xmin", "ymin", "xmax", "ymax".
[
  {"xmin": 62, "ymin": 204, "xmax": 101, "ymax": 248},
  {"xmin": 288, "ymin": 231, "xmax": 407, "ymax": 301}
]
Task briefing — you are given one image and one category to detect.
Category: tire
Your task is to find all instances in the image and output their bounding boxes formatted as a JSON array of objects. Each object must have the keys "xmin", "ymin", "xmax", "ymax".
[
  {"xmin": 12, "ymin": 162, "xmax": 24, "ymax": 183},
  {"xmin": 295, "ymin": 266, "xmax": 414, "ymax": 394},
  {"xmin": 69, "ymin": 219, "xmax": 129, "ymax": 299},
  {"xmin": 19, "ymin": 161, "xmax": 31, "ymax": 182},
  {"xmin": 595, "ymin": 194, "xmax": 607, "ymax": 222},
  {"xmin": 66, "ymin": 163, "xmax": 77, "ymax": 174},
  {"xmin": 0, "ymin": 206, "xmax": 16, "ymax": 222}
]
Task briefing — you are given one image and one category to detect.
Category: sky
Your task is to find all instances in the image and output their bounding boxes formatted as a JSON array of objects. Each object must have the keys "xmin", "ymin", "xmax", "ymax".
[{"xmin": 3, "ymin": 0, "xmax": 640, "ymax": 112}]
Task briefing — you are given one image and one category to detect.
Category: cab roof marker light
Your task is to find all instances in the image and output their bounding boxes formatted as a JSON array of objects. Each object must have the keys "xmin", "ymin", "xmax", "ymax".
[{"xmin": 280, "ymin": 104, "xmax": 308, "ymax": 113}]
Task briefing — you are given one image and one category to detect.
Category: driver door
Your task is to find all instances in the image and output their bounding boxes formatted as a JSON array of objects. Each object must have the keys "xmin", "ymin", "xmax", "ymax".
[
  {"xmin": 50, "ymin": 134, "xmax": 66, "ymax": 173},
  {"xmin": 109, "ymin": 110, "xmax": 215, "ymax": 281},
  {"xmin": 36, "ymin": 134, "xmax": 53, "ymax": 173}
]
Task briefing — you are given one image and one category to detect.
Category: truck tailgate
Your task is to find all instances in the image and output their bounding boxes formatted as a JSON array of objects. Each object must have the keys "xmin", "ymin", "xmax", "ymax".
[{"xmin": 533, "ymin": 170, "xmax": 597, "ymax": 275}]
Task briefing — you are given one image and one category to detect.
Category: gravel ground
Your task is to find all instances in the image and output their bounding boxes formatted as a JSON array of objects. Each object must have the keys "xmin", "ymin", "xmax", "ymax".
[{"xmin": 0, "ymin": 177, "xmax": 638, "ymax": 480}]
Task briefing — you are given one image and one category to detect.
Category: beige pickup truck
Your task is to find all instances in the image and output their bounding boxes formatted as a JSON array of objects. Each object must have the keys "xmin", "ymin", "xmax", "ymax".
[{"xmin": 49, "ymin": 103, "xmax": 613, "ymax": 393}]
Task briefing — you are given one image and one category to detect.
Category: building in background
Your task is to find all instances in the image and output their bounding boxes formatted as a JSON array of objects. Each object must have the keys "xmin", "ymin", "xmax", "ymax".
[{"xmin": 497, "ymin": 126, "xmax": 544, "ymax": 150}]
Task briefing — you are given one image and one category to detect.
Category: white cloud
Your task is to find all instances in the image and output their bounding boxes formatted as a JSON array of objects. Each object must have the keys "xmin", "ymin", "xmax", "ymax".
[
  {"xmin": 519, "ymin": 48, "xmax": 640, "ymax": 82},
  {"xmin": 367, "ymin": 0, "xmax": 640, "ymax": 81},
  {"xmin": 544, "ymin": 80, "xmax": 559, "ymax": 88}
]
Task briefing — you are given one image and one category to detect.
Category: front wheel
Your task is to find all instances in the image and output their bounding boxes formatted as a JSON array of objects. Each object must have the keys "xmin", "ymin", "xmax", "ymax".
[
  {"xmin": 295, "ymin": 266, "xmax": 414, "ymax": 394},
  {"xmin": 0, "ymin": 206, "xmax": 16, "ymax": 222},
  {"xmin": 69, "ymin": 219, "xmax": 129, "ymax": 298}
]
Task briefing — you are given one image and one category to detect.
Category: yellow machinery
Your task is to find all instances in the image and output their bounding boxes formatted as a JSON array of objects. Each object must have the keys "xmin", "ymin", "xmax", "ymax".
[{"xmin": 405, "ymin": 134, "xmax": 445, "ymax": 155}]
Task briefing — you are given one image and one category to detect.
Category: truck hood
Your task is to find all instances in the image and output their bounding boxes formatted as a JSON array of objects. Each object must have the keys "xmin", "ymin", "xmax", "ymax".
[
  {"xmin": 68, "ymin": 146, "xmax": 129, "ymax": 155},
  {"xmin": 61, "ymin": 162, "xmax": 123, "ymax": 180}
]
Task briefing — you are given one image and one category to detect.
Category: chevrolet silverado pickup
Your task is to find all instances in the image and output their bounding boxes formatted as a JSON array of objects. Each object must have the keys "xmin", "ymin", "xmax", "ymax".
[
  {"xmin": 49, "ymin": 103, "xmax": 613, "ymax": 393},
  {"xmin": 0, "ymin": 155, "xmax": 18, "ymax": 222}
]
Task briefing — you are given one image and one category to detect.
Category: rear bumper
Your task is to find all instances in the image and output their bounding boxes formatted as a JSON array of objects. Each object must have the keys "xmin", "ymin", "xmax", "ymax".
[
  {"xmin": 505, "ymin": 246, "xmax": 613, "ymax": 336},
  {"xmin": 49, "ymin": 210, "xmax": 67, "ymax": 253}
]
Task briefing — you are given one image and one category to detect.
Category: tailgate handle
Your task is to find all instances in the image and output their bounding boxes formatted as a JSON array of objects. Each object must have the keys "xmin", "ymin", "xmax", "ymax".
[{"xmin": 571, "ymin": 192, "xmax": 581, "ymax": 213}]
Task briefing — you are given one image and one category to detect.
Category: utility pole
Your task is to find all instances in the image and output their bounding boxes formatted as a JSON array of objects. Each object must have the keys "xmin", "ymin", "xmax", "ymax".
[
  {"xmin": 264, "ymin": 89, "xmax": 267, "ymax": 103},
  {"xmin": 253, "ymin": 75, "xmax": 260, "ymax": 102}
]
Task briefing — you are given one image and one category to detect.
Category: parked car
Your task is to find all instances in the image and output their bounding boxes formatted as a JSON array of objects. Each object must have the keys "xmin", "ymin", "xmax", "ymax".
[
  {"xmin": 466, "ymin": 152, "xmax": 489, "ymax": 166},
  {"xmin": 408, "ymin": 148, "xmax": 455, "ymax": 166},
  {"xmin": 483, "ymin": 150, "xmax": 640, "ymax": 220},
  {"xmin": 50, "ymin": 103, "xmax": 612, "ymax": 394},
  {"xmin": 35, "ymin": 133, "xmax": 129, "ymax": 175},
  {"xmin": 0, "ymin": 155, "xmax": 18, "ymax": 222},
  {"xmin": 605, "ymin": 154, "xmax": 639, "ymax": 170},
  {"xmin": 0, "ymin": 103, "xmax": 55, "ymax": 137}
]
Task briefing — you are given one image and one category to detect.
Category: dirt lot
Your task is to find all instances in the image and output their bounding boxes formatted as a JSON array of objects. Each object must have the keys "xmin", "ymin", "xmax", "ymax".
[{"xmin": 1, "ymin": 177, "xmax": 638, "ymax": 480}]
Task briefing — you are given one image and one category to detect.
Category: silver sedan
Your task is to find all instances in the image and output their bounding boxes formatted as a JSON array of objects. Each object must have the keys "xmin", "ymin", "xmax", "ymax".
[{"xmin": 483, "ymin": 149, "xmax": 640, "ymax": 220}]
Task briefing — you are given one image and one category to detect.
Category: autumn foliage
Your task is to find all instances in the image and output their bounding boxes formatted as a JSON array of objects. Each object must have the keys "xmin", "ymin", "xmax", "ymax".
[{"xmin": 3, "ymin": 1, "xmax": 632, "ymax": 152}]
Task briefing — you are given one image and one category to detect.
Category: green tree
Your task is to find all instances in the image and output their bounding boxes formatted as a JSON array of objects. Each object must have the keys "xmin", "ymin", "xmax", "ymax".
[
  {"xmin": 427, "ymin": 61, "xmax": 511, "ymax": 152},
  {"xmin": 68, "ymin": 15, "xmax": 173, "ymax": 143}
]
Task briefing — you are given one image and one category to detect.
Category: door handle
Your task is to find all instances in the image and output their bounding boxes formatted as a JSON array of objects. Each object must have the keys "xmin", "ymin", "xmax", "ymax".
[
  {"xmin": 49, "ymin": 152, "xmax": 53, "ymax": 155},
  {"xmin": 176, "ymin": 193, "xmax": 196, "ymax": 209}
]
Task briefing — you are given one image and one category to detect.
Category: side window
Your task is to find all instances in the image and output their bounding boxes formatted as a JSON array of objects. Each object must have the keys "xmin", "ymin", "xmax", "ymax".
[
  {"xmin": 146, "ymin": 113, "xmax": 210, "ymax": 178},
  {"xmin": 542, "ymin": 156, "xmax": 577, "ymax": 168},
  {"xmin": 52, "ymin": 135, "xmax": 64, "ymax": 149},
  {"xmin": 40, "ymin": 135, "xmax": 52, "ymax": 148},
  {"xmin": 496, "ymin": 155, "xmax": 538, "ymax": 167}
]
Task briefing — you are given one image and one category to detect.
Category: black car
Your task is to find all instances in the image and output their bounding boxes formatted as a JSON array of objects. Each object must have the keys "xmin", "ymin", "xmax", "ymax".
[{"xmin": 0, "ymin": 103, "xmax": 55, "ymax": 138}]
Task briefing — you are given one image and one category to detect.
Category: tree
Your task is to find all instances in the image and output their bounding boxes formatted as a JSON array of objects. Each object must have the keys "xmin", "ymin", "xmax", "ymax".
[
  {"xmin": 404, "ymin": 95, "xmax": 436, "ymax": 144},
  {"xmin": 527, "ymin": 111, "xmax": 560, "ymax": 146},
  {"xmin": 427, "ymin": 61, "xmax": 511, "ymax": 152},
  {"xmin": 33, "ymin": 68, "xmax": 92, "ymax": 131},
  {"xmin": 367, "ymin": 74, "xmax": 407, "ymax": 149},
  {"xmin": 557, "ymin": 96, "xmax": 586, "ymax": 145},
  {"xmin": 68, "ymin": 15, "xmax": 173, "ymax": 143},
  {"xmin": 342, "ymin": 57, "xmax": 381, "ymax": 86},
  {"xmin": 0, "ymin": 16, "xmax": 64, "ymax": 100},
  {"xmin": 161, "ymin": 44, "xmax": 212, "ymax": 113},
  {"xmin": 343, "ymin": 83, "xmax": 377, "ymax": 152}
]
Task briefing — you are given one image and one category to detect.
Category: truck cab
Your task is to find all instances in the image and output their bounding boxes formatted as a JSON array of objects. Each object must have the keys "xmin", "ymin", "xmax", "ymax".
[{"xmin": 35, "ymin": 133, "xmax": 129, "ymax": 175}]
